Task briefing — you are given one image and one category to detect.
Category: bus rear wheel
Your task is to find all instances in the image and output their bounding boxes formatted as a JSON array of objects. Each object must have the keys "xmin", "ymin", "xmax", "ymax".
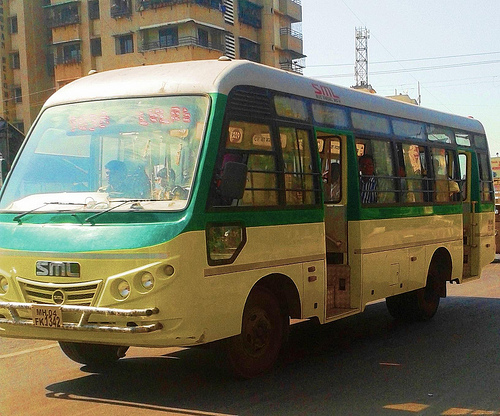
[
  {"xmin": 227, "ymin": 286, "xmax": 288, "ymax": 379},
  {"xmin": 59, "ymin": 341, "xmax": 129, "ymax": 368},
  {"xmin": 386, "ymin": 275, "xmax": 440, "ymax": 321}
]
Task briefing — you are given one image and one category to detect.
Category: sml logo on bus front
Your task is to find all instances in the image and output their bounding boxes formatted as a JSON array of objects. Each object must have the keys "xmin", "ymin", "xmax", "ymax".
[{"xmin": 312, "ymin": 83, "xmax": 341, "ymax": 104}]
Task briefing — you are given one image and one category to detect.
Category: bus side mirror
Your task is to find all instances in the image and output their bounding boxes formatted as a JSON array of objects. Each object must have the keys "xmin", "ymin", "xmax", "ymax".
[{"xmin": 219, "ymin": 161, "xmax": 248, "ymax": 201}]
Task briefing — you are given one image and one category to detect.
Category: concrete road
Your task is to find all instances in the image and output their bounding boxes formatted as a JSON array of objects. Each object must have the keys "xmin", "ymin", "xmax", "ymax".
[{"xmin": 1, "ymin": 263, "xmax": 499, "ymax": 416}]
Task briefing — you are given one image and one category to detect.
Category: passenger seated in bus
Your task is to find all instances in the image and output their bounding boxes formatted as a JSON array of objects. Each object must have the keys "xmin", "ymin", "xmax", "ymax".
[
  {"xmin": 154, "ymin": 167, "xmax": 176, "ymax": 200},
  {"xmin": 100, "ymin": 160, "xmax": 129, "ymax": 195},
  {"xmin": 433, "ymin": 159, "xmax": 460, "ymax": 202},
  {"xmin": 359, "ymin": 154, "xmax": 377, "ymax": 203},
  {"xmin": 130, "ymin": 166, "xmax": 151, "ymax": 199}
]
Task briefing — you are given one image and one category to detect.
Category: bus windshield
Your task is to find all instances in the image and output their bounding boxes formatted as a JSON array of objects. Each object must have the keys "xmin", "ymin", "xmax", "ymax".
[{"xmin": 0, "ymin": 95, "xmax": 209, "ymax": 212}]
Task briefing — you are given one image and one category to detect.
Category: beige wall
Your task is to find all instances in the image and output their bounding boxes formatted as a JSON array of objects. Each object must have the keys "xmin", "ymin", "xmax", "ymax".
[{"xmin": 5, "ymin": 0, "xmax": 303, "ymax": 133}]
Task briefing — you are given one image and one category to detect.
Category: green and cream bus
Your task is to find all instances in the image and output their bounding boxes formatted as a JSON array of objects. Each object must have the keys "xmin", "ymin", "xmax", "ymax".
[{"xmin": 0, "ymin": 59, "xmax": 495, "ymax": 378}]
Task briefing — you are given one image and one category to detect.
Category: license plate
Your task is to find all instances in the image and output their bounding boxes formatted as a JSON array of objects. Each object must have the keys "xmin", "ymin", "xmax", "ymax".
[{"xmin": 32, "ymin": 305, "xmax": 63, "ymax": 328}]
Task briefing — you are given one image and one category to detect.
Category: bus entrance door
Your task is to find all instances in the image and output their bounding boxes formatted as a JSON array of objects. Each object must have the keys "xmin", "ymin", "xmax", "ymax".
[
  {"xmin": 317, "ymin": 130, "xmax": 355, "ymax": 318},
  {"xmin": 459, "ymin": 151, "xmax": 477, "ymax": 280}
]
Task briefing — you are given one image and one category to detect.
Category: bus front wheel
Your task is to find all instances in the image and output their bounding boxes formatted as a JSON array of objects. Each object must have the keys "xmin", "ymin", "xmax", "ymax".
[
  {"xmin": 59, "ymin": 341, "xmax": 129, "ymax": 368},
  {"xmin": 227, "ymin": 286, "xmax": 288, "ymax": 379}
]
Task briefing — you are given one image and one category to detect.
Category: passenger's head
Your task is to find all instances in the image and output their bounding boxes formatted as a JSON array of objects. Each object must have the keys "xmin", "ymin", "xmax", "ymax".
[
  {"xmin": 359, "ymin": 154, "xmax": 374, "ymax": 176},
  {"xmin": 105, "ymin": 160, "xmax": 127, "ymax": 187}
]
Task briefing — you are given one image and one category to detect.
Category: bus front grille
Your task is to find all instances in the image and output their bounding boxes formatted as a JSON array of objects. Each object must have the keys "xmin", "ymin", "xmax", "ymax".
[{"xmin": 17, "ymin": 278, "xmax": 101, "ymax": 307}]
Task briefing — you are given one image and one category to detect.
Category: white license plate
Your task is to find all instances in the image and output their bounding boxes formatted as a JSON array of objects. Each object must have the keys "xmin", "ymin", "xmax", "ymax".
[{"xmin": 32, "ymin": 305, "xmax": 63, "ymax": 328}]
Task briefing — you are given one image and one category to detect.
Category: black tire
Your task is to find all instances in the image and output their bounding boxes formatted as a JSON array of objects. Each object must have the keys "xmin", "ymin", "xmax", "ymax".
[
  {"xmin": 386, "ymin": 279, "xmax": 440, "ymax": 322},
  {"xmin": 227, "ymin": 287, "xmax": 288, "ymax": 379},
  {"xmin": 386, "ymin": 292, "xmax": 410, "ymax": 320},
  {"xmin": 413, "ymin": 279, "xmax": 440, "ymax": 321},
  {"xmin": 59, "ymin": 341, "xmax": 129, "ymax": 368}
]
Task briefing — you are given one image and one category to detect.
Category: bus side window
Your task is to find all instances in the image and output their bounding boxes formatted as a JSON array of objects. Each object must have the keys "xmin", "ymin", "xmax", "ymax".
[
  {"xmin": 478, "ymin": 153, "xmax": 494, "ymax": 202},
  {"xmin": 458, "ymin": 153, "xmax": 468, "ymax": 201},
  {"xmin": 430, "ymin": 147, "xmax": 460, "ymax": 202},
  {"xmin": 280, "ymin": 127, "xmax": 318, "ymax": 205},
  {"xmin": 397, "ymin": 143, "xmax": 425, "ymax": 204},
  {"xmin": 210, "ymin": 120, "xmax": 279, "ymax": 207},
  {"xmin": 321, "ymin": 136, "xmax": 341, "ymax": 204},
  {"xmin": 357, "ymin": 139, "xmax": 396, "ymax": 204}
]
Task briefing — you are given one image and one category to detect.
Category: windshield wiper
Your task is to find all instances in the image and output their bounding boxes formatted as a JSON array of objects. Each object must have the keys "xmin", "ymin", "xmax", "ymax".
[
  {"xmin": 13, "ymin": 202, "xmax": 86, "ymax": 224},
  {"xmin": 83, "ymin": 199, "xmax": 152, "ymax": 225}
]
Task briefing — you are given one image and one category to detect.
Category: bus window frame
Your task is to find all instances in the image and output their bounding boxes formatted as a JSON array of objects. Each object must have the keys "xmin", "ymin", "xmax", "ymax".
[
  {"xmin": 208, "ymin": 87, "xmax": 323, "ymax": 210},
  {"xmin": 351, "ymin": 110, "xmax": 392, "ymax": 137},
  {"xmin": 355, "ymin": 135, "xmax": 400, "ymax": 206}
]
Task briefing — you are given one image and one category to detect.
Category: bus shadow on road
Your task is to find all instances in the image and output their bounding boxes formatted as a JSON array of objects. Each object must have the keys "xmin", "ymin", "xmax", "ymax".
[{"xmin": 45, "ymin": 296, "xmax": 500, "ymax": 415}]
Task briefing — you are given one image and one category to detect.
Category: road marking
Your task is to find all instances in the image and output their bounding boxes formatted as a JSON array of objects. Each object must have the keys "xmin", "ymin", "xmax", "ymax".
[
  {"xmin": 384, "ymin": 403, "xmax": 430, "ymax": 412},
  {"xmin": 0, "ymin": 343, "xmax": 58, "ymax": 359},
  {"xmin": 384, "ymin": 404, "xmax": 498, "ymax": 415},
  {"xmin": 47, "ymin": 392, "xmax": 237, "ymax": 416},
  {"xmin": 442, "ymin": 409, "xmax": 474, "ymax": 415}
]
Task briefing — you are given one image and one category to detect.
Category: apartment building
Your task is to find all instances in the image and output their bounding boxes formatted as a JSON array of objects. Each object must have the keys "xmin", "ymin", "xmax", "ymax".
[
  {"xmin": 0, "ymin": 0, "xmax": 54, "ymax": 133},
  {"xmin": 0, "ymin": 0, "xmax": 304, "ymax": 134}
]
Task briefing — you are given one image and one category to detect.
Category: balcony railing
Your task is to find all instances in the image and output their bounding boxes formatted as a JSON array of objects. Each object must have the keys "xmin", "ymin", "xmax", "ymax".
[
  {"xmin": 136, "ymin": 0, "xmax": 223, "ymax": 12},
  {"xmin": 47, "ymin": 13, "xmax": 80, "ymax": 28},
  {"xmin": 111, "ymin": 0, "xmax": 133, "ymax": 18},
  {"xmin": 54, "ymin": 51, "xmax": 82, "ymax": 66},
  {"xmin": 278, "ymin": 0, "xmax": 302, "ymax": 22},
  {"xmin": 280, "ymin": 27, "xmax": 303, "ymax": 57},
  {"xmin": 279, "ymin": 27, "xmax": 303, "ymax": 40},
  {"xmin": 280, "ymin": 59, "xmax": 304, "ymax": 74},
  {"xmin": 141, "ymin": 36, "xmax": 224, "ymax": 52}
]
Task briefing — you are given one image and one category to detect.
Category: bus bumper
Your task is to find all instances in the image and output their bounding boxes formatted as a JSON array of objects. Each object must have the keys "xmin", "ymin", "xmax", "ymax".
[{"xmin": 0, "ymin": 301, "xmax": 163, "ymax": 334}]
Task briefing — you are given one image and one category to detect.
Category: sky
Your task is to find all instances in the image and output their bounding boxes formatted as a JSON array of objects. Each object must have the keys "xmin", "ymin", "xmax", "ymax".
[{"xmin": 300, "ymin": 0, "xmax": 500, "ymax": 156}]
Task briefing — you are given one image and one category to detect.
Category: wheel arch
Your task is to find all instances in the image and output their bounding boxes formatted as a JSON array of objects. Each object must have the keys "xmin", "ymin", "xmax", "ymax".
[
  {"xmin": 251, "ymin": 273, "xmax": 302, "ymax": 319},
  {"xmin": 428, "ymin": 247, "xmax": 453, "ymax": 297}
]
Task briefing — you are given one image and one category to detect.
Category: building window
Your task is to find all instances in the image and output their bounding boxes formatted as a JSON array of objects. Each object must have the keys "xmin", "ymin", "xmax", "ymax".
[
  {"xmin": 111, "ymin": 0, "xmax": 132, "ymax": 18},
  {"xmin": 238, "ymin": 0, "xmax": 262, "ymax": 28},
  {"xmin": 9, "ymin": 16, "xmax": 18, "ymax": 34},
  {"xmin": 159, "ymin": 27, "xmax": 178, "ymax": 48},
  {"xmin": 88, "ymin": 0, "xmax": 100, "ymax": 19},
  {"xmin": 239, "ymin": 38, "xmax": 260, "ymax": 62},
  {"xmin": 198, "ymin": 29, "xmax": 209, "ymax": 47},
  {"xmin": 116, "ymin": 34, "xmax": 134, "ymax": 55},
  {"xmin": 10, "ymin": 52, "xmax": 20, "ymax": 70},
  {"xmin": 46, "ymin": 4, "xmax": 80, "ymax": 28},
  {"xmin": 54, "ymin": 43, "xmax": 82, "ymax": 66},
  {"xmin": 13, "ymin": 87, "xmax": 22, "ymax": 104},
  {"xmin": 91, "ymin": 38, "xmax": 102, "ymax": 56}
]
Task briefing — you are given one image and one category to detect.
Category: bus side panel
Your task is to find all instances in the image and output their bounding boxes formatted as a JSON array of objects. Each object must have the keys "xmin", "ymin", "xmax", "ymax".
[
  {"xmin": 202, "ymin": 222, "xmax": 326, "ymax": 339},
  {"xmin": 349, "ymin": 214, "xmax": 463, "ymax": 308},
  {"xmin": 469, "ymin": 211, "xmax": 495, "ymax": 280}
]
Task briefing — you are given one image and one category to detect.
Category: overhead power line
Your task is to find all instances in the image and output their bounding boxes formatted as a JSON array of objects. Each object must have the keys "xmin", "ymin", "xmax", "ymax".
[
  {"xmin": 313, "ymin": 59, "xmax": 500, "ymax": 79},
  {"xmin": 307, "ymin": 51, "xmax": 500, "ymax": 69}
]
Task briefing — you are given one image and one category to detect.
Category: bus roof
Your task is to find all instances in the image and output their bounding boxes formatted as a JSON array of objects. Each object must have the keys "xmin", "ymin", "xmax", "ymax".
[{"xmin": 44, "ymin": 58, "xmax": 485, "ymax": 134}]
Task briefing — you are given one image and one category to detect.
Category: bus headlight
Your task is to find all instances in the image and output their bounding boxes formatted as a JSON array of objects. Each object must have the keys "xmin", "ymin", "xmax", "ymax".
[
  {"xmin": 0, "ymin": 276, "xmax": 8, "ymax": 294},
  {"xmin": 140, "ymin": 272, "xmax": 155, "ymax": 290},
  {"xmin": 117, "ymin": 280, "xmax": 131, "ymax": 299}
]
